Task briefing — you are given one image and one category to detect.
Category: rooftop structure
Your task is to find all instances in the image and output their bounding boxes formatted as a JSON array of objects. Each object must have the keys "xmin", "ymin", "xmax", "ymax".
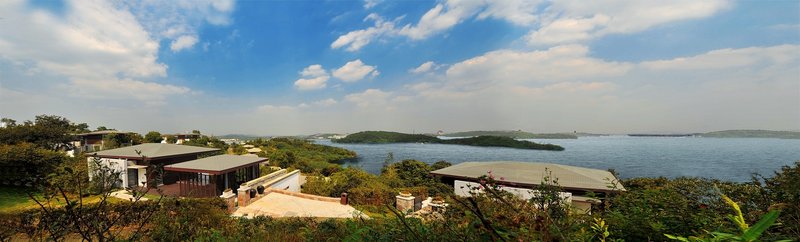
[
  {"xmin": 91, "ymin": 143, "xmax": 219, "ymax": 160},
  {"xmin": 164, "ymin": 155, "xmax": 267, "ymax": 175},
  {"xmin": 430, "ymin": 161, "xmax": 624, "ymax": 192}
]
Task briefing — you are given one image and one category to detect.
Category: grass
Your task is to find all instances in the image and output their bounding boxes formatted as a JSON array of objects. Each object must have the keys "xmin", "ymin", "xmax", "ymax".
[
  {"xmin": 0, "ymin": 186, "xmax": 126, "ymax": 213},
  {"xmin": 0, "ymin": 186, "xmax": 40, "ymax": 213}
]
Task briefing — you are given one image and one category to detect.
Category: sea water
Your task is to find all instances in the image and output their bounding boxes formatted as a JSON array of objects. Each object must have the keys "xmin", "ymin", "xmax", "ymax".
[{"xmin": 316, "ymin": 136, "xmax": 800, "ymax": 182}]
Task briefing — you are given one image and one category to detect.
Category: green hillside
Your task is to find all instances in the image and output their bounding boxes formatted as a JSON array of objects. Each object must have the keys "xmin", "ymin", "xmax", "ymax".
[
  {"xmin": 332, "ymin": 131, "xmax": 564, "ymax": 151},
  {"xmin": 443, "ymin": 130, "xmax": 578, "ymax": 139},
  {"xmin": 332, "ymin": 131, "xmax": 440, "ymax": 144}
]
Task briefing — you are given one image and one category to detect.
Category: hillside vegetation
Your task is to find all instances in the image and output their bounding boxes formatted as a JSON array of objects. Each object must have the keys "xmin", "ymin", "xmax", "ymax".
[
  {"xmin": 333, "ymin": 131, "xmax": 564, "ymax": 151},
  {"xmin": 247, "ymin": 138, "xmax": 357, "ymax": 173},
  {"xmin": 444, "ymin": 130, "xmax": 578, "ymax": 139},
  {"xmin": 700, "ymin": 130, "xmax": 800, "ymax": 139}
]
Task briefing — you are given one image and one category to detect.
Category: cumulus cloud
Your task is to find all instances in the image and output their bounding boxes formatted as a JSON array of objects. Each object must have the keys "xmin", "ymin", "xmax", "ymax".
[
  {"xmin": 397, "ymin": 1, "xmax": 485, "ymax": 40},
  {"xmin": 363, "ymin": 0, "xmax": 381, "ymax": 9},
  {"xmin": 0, "ymin": 0, "xmax": 191, "ymax": 103},
  {"xmin": 294, "ymin": 64, "xmax": 330, "ymax": 90},
  {"xmin": 640, "ymin": 45, "xmax": 799, "ymax": 70},
  {"xmin": 170, "ymin": 35, "xmax": 199, "ymax": 52},
  {"xmin": 314, "ymin": 98, "xmax": 338, "ymax": 107},
  {"xmin": 333, "ymin": 59, "xmax": 379, "ymax": 82},
  {"xmin": 332, "ymin": 0, "xmax": 730, "ymax": 50},
  {"xmin": 345, "ymin": 89, "xmax": 391, "ymax": 107},
  {"xmin": 331, "ymin": 14, "xmax": 398, "ymax": 52},
  {"xmin": 526, "ymin": 0, "xmax": 731, "ymax": 45},
  {"xmin": 443, "ymin": 45, "xmax": 632, "ymax": 91},
  {"xmin": 409, "ymin": 61, "xmax": 442, "ymax": 74},
  {"xmin": 476, "ymin": 0, "xmax": 541, "ymax": 26}
]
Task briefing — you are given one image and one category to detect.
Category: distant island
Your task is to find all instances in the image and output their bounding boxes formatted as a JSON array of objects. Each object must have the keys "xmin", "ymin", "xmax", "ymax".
[
  {"xmin": 442, "ymin": 130, "xmax": 578, "ymax": 139},
  {"xmin": 332, "ymin": 131, "xmax": 564, "ymax": 151},
  {"xmin": 698, "ymin": 130, "xmax": 800, "ymax": 139}
]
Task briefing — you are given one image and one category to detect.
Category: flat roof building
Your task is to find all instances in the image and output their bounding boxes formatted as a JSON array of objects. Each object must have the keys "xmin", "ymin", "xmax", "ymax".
[{"xmin": 431, "ymin": 161, "xmax": 624, "ymax": 213}]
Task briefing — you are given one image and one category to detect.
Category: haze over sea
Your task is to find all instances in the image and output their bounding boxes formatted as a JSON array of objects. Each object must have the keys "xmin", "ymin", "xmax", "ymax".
[{"xmin": 319, "ymin": 136, "xmax": 800, "ymax": 183}]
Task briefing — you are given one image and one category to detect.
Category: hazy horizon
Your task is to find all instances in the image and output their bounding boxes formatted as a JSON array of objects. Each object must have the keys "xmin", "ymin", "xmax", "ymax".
[{"xmin": 2, "ymin": 0, "xmax": 798, "ymax": 136}]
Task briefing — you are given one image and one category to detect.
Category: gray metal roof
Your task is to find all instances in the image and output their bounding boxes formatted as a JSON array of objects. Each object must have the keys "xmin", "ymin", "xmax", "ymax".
[
  {"xmin": 91, "ymin": 143, "xmax": 219, "ymax": 159},
  {"xmin": 77, "ymin": 130, "xmax": 133, "ymax": 136},
  {"xmin": 164, "ymin": 154, "xmax": 266, "ymax": 174},
  {"xmin": 430, "ymin": 161, "xmax": 624, "ymax": 192}
]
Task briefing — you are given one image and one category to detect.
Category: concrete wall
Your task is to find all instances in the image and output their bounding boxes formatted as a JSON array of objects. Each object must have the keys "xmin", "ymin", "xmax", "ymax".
[
  {"xmin": 453, "ymin": 179, "xmax": 572, "ymax": 203},
  {"xmin": 89, "ymin": 157, "xmax": 128, "ymax": 187},
  {"xmin": 267, "ymin": 171, "xmax": 300, "ymax": 192}
]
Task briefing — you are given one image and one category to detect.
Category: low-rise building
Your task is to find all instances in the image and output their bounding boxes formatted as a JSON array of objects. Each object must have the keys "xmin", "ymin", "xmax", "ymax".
[
  {"xmin": 89, "ymin": 143, "xmax": 219, "ymax": 188},
  {"xmin": 75, "ymin": 130, "xmax": 135, "ymax": 153},
  {"xmin": 430, "ymin": 161, "xmax": 624, "ymax": 213},
  {"xmin": 161, "ymin": 133, "xmax": 201, "ymax": 144}
]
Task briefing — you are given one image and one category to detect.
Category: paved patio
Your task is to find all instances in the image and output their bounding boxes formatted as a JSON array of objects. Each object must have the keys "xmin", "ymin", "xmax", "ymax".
[{"xmin": 233, "ymin": 192, "xmax": 366, "ymax": 218}]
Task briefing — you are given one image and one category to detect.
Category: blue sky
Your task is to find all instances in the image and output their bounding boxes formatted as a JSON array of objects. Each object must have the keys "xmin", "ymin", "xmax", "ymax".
[{"xmin": 1, "ymin": 0, "xmax": 798, "ymax": 135}]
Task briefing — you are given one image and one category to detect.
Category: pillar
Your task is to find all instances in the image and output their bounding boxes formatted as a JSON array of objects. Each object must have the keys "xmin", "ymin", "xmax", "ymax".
[{"xmin": 396, "ymin": 192, "xmax": 415, "ymax": 213}]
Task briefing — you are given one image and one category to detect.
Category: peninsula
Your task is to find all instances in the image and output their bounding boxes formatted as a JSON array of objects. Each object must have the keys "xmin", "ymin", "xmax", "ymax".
[{"xmin": 332, "ymin": 131, "xmax": 564, "ymax": 151}]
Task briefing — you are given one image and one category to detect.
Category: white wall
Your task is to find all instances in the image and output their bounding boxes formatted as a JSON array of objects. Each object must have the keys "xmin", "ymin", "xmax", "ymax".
[
  {"xmin": 136, "ymin": 168, "xmax": 147, "ymax": 187},
  {"xmin": 267, "ymin": 171, "xmax": 300, "ymax": 192},
  {"xmin": 89, "ymin": 157, "xmax": 128, "ymax": 187},
  {"xmin": 453, "ymin": 179, "xmax": 572, "ymax": 203}
]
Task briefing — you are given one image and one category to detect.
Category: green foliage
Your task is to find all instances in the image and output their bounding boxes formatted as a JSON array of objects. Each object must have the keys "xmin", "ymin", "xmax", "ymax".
[
  {"xmin": 332, "ymin": 131, "xmax": 440, "ymax": 144},
  {"xmin": 0, "ymin": 115, "xmax": 86, "ymax": 150},
  {"xmin": 440, "ymin": 135, "xmax": 565, "ymax": 150},
  {"xmin": 751, "ymin": 161, "xmax": 800, "ymax": 238},
  {"xmin": 0, "ymin": 143, "xmax": 67, "ymax": 186},
  {"xmin": 665, "ymin": 194, "xmax": 786, "ymax": 242},
  {"xmin": 100, "ymin": 133, "xmax": 130, "ymax": 149},
  {"xmin": 431, "ymin": 160, "xmax": 452, "ymax": 170},
  {"xmin": 444, "ymin": 130, "xmax": 578, "ymax": 139},
  {"xmin": 143, "ymin": 131, "xmax": 163, "ymax": 143},
  {"xmin": 182, "ymin": 135, "xmax": 229, "ymax": 151},
  {"xmin": 333, "ymin": 131, "xmax": 565, "ymax": 150},
  {"xmin": 164, "ymin": 135, "xmax": 177, "ymax": 144},
  {"xmin": 250, "ymin": 138, "xmax": 356, "ymax": 173},
  {"xmin": 303, "ymin": 159, "xmax": 454, "ymax": 204}
]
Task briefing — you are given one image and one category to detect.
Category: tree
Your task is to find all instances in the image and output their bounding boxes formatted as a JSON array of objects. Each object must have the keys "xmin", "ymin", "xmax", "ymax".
[
  {"xmin": 144, "ymin": 131, "xmax": 163, "ymax": 143},
  {"xmin": 0, "ymin": 143, "xmax": 66, "ymax": 186},
  {"xmin": 192, "ymin": 130, "xmax": 201, "ymax": 135},
  {"xmin": 28, "ymin": 156, "xmax": 164, "ymax": 241},
  {"xmin": 0, "ymin": 115, "xmax": 83, "ymax": 150},
  {"xmin": 431, "ymin": 160, "xmax": 452, "ymax": 170},
  {"xmin": 165, "ymin": 135, "xmax": 177, "ymax": 144},
  {"xmin": 95, "ymin": 126, "xmax": 110, "ymax": 131}
]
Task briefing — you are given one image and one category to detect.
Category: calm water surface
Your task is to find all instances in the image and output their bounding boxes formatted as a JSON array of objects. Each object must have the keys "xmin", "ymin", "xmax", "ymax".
[{"xmin": 315, "ymin": 136, "xmax": 800, "ymax": 182}]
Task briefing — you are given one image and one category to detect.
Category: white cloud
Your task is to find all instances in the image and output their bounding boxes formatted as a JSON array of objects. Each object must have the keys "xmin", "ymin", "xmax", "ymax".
[
  {"xmin": 345, "ymin": 89, "xmax": 391, "ymax": 107},
  {"xmin": 333, "ymin": 59, "xmax": 379, "ymax": 82},
  {"xmin": 363, "ymin": 0, "xmax": 381, "ymax": 9},
  {"xmin": 332, "ymin": 0, "xmax": 731, "ymax": 50},
  {"xmin": 0, "ymin": 0, "xmax": 190, "ymax": 103},
  {"xmin": 476, "ymin": 0, "xmax": 541, "ymax": 26},
  {"xmin": 314, "ymin": 98, "xmax": 338, "ymax": 107},
  {"xmin": 409, "ymin": 61, "xmax": 442, "ymax": 74},
  {"xmin": 640, "ymin": 45, "xmax": 800, "ymax": 70},
  {"xmin": 397, "ymin": 1, "xmax": 485, "ymax": 40},
  {"xmin": 526, "ymin": 0, "xmax": 731, "ymax": 45},
  {"xmin": 257, "ymin": 104, "xmax": 297, "ymax": 113},
  {"xmin": 294, "ymin": 64, "xmax": 330, "ymax": 90},
  {"xmin": 170, "ymin": 35, "xmax": 199, "ymax": 52},
  {"xmin": 70, "ymin": 78, "xmax": 190, "ymax": 102},
  {"xmin": 301, "ymin": 64, "xmax": 328, "ymax": 77},
  {"xmin": 444, "ymin": 45, "xmax": 632, "ymax": 91},
  {"xmin": 331, "ymin": 14, "xmax": 398, "ymax": 52}
]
